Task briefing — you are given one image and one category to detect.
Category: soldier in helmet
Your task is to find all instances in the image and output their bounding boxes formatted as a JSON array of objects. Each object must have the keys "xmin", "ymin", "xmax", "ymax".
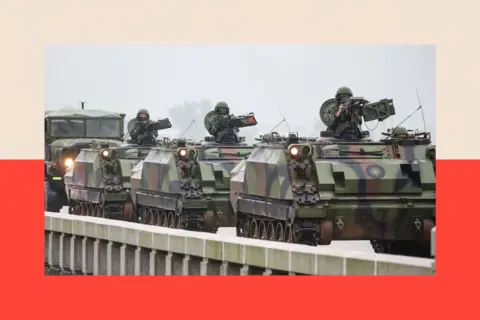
[
  {"xmin": 335, "ymin": 87, "xmax": 353, "ymax": 109},
  {"xmin": 426, "ymin": 145, "xmax": 436, "ymax": 162},
  {"xmin": 334, "ymin": 87, "xmax": 357, "ymax": 121},
  {"xmin": 207, "ymin": 101, "xmax": 230, "ymax": 133},
  {"xmin": 129, "ymin": 109, "xmax": 158, "ymax": 144},
  {"xmin": 214, "ymin": 101, "xmax": 230, "ymax": 115},
  {"xmin": 390, "ymin": 127, "xmax": 409, "ymax": 139},
  {"xmin": 426, "ymin": 145, "xmax": 436, "ymax": 174},
  {"xmin": 328, "ymin": 87, "xmax": 363, "ymax": 135},
  {"xmin": 427, "ymin": 145, "xmax": 435, "ymax": 160}
]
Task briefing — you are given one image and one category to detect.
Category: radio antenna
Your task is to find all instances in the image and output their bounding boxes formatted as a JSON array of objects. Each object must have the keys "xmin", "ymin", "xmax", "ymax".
[
  {"xmin": 269, "ymin": 106, "xmax": 291, "ymax": 132},
  {"xmin": 416, "ymin": 88, "xmax": 427, "ymax": 132},
  {"xmin": 180, "ymin": 118, "xmax": 196, "ymax": 138},
  {"xmin": 392, "ymin": 89, "xmax": 427, "ymax": 132}
]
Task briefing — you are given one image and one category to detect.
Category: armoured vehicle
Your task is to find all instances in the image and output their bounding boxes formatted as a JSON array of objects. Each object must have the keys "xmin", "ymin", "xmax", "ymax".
[
  {"xmin": 380, "ymin": 126, "xmax": 436, "ymax": 174},
  {"xmin": 44, "ymin": 109, "xmax": 126, "ymax": 212},
  {"xmin": 426, "ymin": 144, "xmax": 436, "ymax": 173},
  {"xmin": 130, "ymin": 103, "xmax": 258, "ymax": 233},
  {"xmin": 64, "ymin": 118, "xmax": 173, "ymax": 219},
  {"xmin": 230, "ymin": 96, "xmax": 436, "ymax": 258}
]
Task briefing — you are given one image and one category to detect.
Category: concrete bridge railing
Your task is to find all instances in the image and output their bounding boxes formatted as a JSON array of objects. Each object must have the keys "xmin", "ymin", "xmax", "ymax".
[
  {"xmin": 430, "ymin": 226, "xmax": 436, "ymax": 274},
  {"xmin": 431, "ymin": 226, "xmax": 436, "ymax": 257},
  {"xmin": 44, "ymin": 212, "xmax": 435, "ymax": 276}
]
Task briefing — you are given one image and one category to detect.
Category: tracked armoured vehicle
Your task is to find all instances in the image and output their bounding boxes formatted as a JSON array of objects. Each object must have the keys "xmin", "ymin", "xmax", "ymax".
[
  {"xmin": 230, "ymin": 96, "xmax": 436, "ymax": 258},
  {"xmin": 380, "ymin": 126, "xmax": 435, "ymax": 162},
  {"xmin": 380, "ymin": 126, "xmax": 436, "ymax": 175},
  {"xmin": 44, "ymin": 109, "xmax": 126, "ymax": 212},
  {"xmin": 64, "ymin": 118, "xmax": 173, "ymax": 220},
  {"xmin": 366, "ymin": 126, "xmax": 436, "ymax": 255},
  {"xmin": 130, "ymin": 102, "xmax": 258, "ymax": 233}
]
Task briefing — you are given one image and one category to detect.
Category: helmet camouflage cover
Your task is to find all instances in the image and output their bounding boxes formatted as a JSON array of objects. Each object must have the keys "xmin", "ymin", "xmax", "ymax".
[
  {"xmin": 136, "ymin": 109, "xmax": 150, "ymax": 121},
  {"xmin": 336, "ymin": 86, "xmax": 353, "ymax": 99},
  {"xmin": 214, "ymin": 101, "xmax": 230, "ymax": 115}
]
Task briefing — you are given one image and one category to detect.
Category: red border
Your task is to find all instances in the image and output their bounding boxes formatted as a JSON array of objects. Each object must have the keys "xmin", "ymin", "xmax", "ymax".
[{"xmin": 0, "ymin": 160, "xmax": 472, "ymax": 318}]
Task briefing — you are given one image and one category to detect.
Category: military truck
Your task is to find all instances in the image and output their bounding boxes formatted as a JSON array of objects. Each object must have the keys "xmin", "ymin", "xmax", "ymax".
[
  {"xmin": 63, "ymin": 117, "xmax": 173, "ymax": 219},
  {"xmin": 130, "ymin": 102, "xmax": 258, "ymax": 233},
  {"xmin": 44, "ymin": 109, "xmax": 126, "ymax": 212},
  {"xmin": 230, "ymin": 96, "xmax": 436, "ymax": 258}
]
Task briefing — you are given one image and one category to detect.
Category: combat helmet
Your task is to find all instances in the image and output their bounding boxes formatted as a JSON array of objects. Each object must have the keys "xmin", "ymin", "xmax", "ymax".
[
  {"xmin": 426, "ymin": 144, "xmax": 436, "ymax": 160},
  {"xmin": 391, "ymin": 126, "xmax": 409, "ymax": 138},
  {"xmin": 136, "ymin": 109, "xmax": 150, "ymax": 121},
  {"xmin": 335, "ymin": 86, "xmax": 353, "ymax": 100},
  {"xmin": 214, "ymin": 101, "xmax": 230, "ymax": 115}
]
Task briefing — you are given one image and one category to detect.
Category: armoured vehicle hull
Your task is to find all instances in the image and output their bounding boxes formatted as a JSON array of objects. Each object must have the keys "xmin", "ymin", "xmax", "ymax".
[
  {"xmin": 131, "ymin": 144, "xmax": 254, "ymax": 232},
  {"xmin": 64, "ymin": 146, "xmax": 154, "ymax": 220},
  {"xmin": 63, "ymin": 116, "xmax": 173, "ymax": 218},
  {"xmin": 231, "ymin": 140, "xmax": 436, "ymax": 257},
  {"xmin": 131, "ymin": 105, "xmax": 258, "ymax": 233},
  {"xmin": 231, "ymin": 96, "xmax": 436, "ymax": 258}
]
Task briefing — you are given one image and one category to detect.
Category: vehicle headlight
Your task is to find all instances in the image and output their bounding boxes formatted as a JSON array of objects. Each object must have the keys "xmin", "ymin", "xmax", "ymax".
[
  {"xmin": 64, "ymin": 158, "xmax": 73, "ymax": 167},
  {"xmin": 289, "ymin": 146, "xmax": 299, "ymax": 156}
]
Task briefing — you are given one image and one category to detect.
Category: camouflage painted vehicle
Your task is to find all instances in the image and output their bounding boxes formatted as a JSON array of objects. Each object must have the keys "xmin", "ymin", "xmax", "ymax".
[
  {"xmin": 426, "ymin": 144, "xmax": 436, "ymax": 173},
  {"xmin": 130, "ymin": 102, "xmax": 258, "ymax": 233},
  {"xmin": 63, "ymin": 118, "xmax": 173, "ymax": 220},
  {"xmin": 44, "ymin": 109, "xmax": 126, "ymax": 212},
  {"xmin": 380, "ymin": 127, "xmax": 436, "ymax": 165},
  {"xmin": 368, "ymin": 126, "xmax": 436, "ymax": 255},
  {"xmin": 230, "ymin": 97, "xmax": 436, "ymax": 258}
]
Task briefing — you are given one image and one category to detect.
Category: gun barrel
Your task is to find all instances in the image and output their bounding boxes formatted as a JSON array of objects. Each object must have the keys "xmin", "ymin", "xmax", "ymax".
[
  {"xmin": 148, "ymin": 118, "xmax": 173, "ymax": 131},
  {"xmin": 229, "ymin": 114, "xmax": 257, "ymax": 128}
]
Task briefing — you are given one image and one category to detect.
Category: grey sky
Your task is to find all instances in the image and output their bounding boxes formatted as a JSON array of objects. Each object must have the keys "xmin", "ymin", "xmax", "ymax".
[{"xmin": 45, "ymin": 44, "xmax": 435, "ymax": 142}]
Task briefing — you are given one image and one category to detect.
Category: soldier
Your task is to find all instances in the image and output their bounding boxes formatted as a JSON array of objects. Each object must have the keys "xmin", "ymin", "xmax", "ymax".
[
  {"xmin": 427, "ymin": 145, "xmax": 435, "ymax": 160},
  {"xmin": 334, "ymin": 87, "xmax": 353, "ymax": 116},
  {"xmin": 427, "ymin": 145, "xmax": 436, "ymax": 172},
  {"xmin": 214, "ymin": 101, "xmax": 230, "ymax": 115},
  {"xmin": 206, "ymin": 101, "xmax": 230, "ymax": 134},
  {"xmin": 129, "ymin": 109, "xmax": 158, "ymax": 145},
  {"xmin": 390, "ymin": 127, "xmax": 410, "ymax": 139},
  {"xmin": 327, "ymin": 87, "xmax": 364, "ymax": 138},
  {"xmin": 333, "ymin": 86, "xmax": 362, "ymax": 124}
]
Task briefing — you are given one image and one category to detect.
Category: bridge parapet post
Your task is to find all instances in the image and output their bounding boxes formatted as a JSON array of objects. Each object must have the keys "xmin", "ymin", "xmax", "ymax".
[{"xmin": 44, "ymin": 212, "xmax": 436, "ymax": 276}]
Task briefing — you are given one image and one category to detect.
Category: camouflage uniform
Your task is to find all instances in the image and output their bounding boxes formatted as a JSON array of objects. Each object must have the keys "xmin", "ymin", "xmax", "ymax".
[
  {"xmin": 129, "ymin": 109, "xmax": 158, "ymax": 144},
  {"xmin": 328, "ymin": 87, "xmax": 364, "ymax": 136},
  {"xmin": 207, "ymin": 101, "xmax": 230, "ymax": 135},
  {"xmin": 334, "ymin": 86, "xmax": 354, "ymax": 117}
]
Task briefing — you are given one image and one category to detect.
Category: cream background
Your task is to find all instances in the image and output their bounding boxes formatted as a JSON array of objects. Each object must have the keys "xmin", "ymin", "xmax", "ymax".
[{"xmin": 0, "ymin": 0, "xmax": 475, "ymax": 159}]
